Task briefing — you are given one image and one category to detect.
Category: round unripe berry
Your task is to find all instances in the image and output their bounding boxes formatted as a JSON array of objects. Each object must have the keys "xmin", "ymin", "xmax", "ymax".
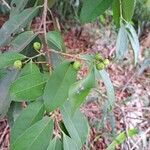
[
  {"xmin": 33, "ymin": 42, "xmax": 41, "ymax": 51},
  {"xmin": 73, "ymin": 61, "xmax": 81, "ymax": 70},
  {"xmin": 13, "ymin": 60, "xmax": 22, "ymax": 69},
  {"xmin": 96, "ymin": 62, "xmax": 105, "ymax": 70},
  {"xmin": 95, "ymin": 53, "xmax": 103, "ymax": 61},
  {"xmin": 103, "ymin": 59, "xmax": 110, "ymax": 65}
]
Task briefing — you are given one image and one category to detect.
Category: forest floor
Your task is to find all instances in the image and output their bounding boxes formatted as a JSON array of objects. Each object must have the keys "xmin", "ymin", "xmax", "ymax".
[
  {"xmin": 63, "ymin": 24, "xmax": 150, "ymax": 150},
  {"xmin": 0, "ymin": 16, "xmax": 150, "ymax": 150}
]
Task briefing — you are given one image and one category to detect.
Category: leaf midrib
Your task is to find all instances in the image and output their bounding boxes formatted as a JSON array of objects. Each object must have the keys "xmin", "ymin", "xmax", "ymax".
[{"xmin": 12, "ymin": 81, "xmax": 45, "ymax": 95}]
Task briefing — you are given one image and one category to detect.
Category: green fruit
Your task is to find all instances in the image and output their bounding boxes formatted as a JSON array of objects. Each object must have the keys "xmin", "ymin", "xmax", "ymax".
[
  {"xmin": 73, "ymin": 61, "xmax": 81, "ymax": 70},
  {"xmin": 96, "ymin": 63, "xmax": 105, "ymax": 70},
  {"xmin": 95, "ymin": 53, "xmax": 103, "ymax": 61},
  {"xmin": 33, "ymin": 42, "xmax": 41, "ymax": 51},
  {"xmin": 103, "ymin": 59, "xmax": 110, "ymax": 65},
  {"xmin": 13, "ymin": 60, "xmax": 22, "ymax": 69}
]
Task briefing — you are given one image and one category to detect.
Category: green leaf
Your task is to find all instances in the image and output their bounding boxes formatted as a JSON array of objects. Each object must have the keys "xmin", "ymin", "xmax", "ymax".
[
  {"xmin": 59, "ymin": 121, "xmax": 70, "ymax": 137},
  {"xmin": 106, "ymin": 128, "xmax": 138, "ymax": 150},
  {"xmin": 61, "ymin": 101, "xmax": 89, "ymax": 149},
  {"xmin": 46, "ymin": 31, "xmax": 65, "ymax": 68},
  {"xmin": 63, "ymin": 133, "xmax": 78, "ymax": 150},
  {"xmin": 122, "ymin": 0, "xmax": 135, "ymax": 22},
  {"xmin": 69, "ymin": 68, "xmax": 95, "ymax": 113},
  {"xmin": 116, "ymin": 25, "xmax": 129, "ymax": 60},
  {"xmin": 47, "ymin": 137, "xmax": 63, "ymax": 150},
  {"xmin": 47, "ymin": 31, "xmax": 65, "ymax": 52},
  {"xmin": 10, "ymin": 0, "xmax": 30, "ymax": 16},
  {"xmin": 10, "ymin": 72, "xmax": 46, "ymax": 101},
  {"xmin": 80, "ymin": 0, "xmax": 113, "ymax": 23},
  {"xmin": 0, "ymin": 7, "xmax": 39, "ymax": 46},
  {"xmin": 10, "ymin": 100, "xmax": 44, "ymax": 144},
  {"xmin": 19, "ymin": 61, "xmax": 40, "ymax": 77},
  {"xmin": 0, "ymin": 69, "xmax": 6, "ymax": 79},
  {"xmin": 10, "ymin": 31, "xmax": 38, "ymax": 52},
  {"xmin": 96, "ymin": 69, "xmax": 115, "ymax": 128},
  {"xmin": 11, "ymin": 117, "xmax": 54, "ymax": 150},
  {"xmin": 43, "ymin": 61, "xmax": 77, "ymax": 112},
  {"xmin": 0, "ymin": 70, "xmax": 18, "ymax": 118},
  {"xmin": 7, "ymin": 102, "xmax": 23, "ymax": 128},
  {"xmin": 108, "ymin": 112, "xmax": 116, "ymax": 136},
  {"xmin": 126, "ymin": 24, "xmax": 139, "ymax": 64},
  {"xmin": 112, "ymin": 0, "xmax": 120, "ymax": 27},
  {"xmin": 99, "ymin": 70, "xmax": 115, "ymax": 108},
  {"xmin": 0, "ymin": 52, "xmax": 26, "ymax": 69}
]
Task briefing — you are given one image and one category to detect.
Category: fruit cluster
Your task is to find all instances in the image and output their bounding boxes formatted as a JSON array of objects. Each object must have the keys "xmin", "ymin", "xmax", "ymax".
[{"xmin": 94, "ymin": 53, "xmax": 109, "ymax": 70}]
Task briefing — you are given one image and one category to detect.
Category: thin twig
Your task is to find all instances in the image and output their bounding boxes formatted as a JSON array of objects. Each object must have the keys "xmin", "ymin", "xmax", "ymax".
[
  {"xmin": 23, "ymin": 52, "xmax": 45, "ymax": 64},
  {"xmin": 120, "ymin": 71, "xmax": 137, "ymax": 94},
  {"xmin": 121, "ymin": 107, "xmax": 131, "ymax": 150},
  {"xmin": 47, "ymin": 7, "xmax": 61, "ymax": 31},
  {"xmin": 43, "ymin": 0, "xmax": 52, "ymax": 71},
  {"xmin": 115, "ymin": 104, "xmax": 131, "ymax": 150},
  {"xmin": 48, "ymin": 48, "xmax": 89, "ymax": 61},
  {"xmin": 34, "ymin": 61, "xmax": 47, "ymax": 64}
]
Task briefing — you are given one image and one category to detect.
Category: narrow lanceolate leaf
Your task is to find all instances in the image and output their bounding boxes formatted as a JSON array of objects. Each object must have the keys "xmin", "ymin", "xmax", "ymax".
[
  {"xmin": 10, "ymin": 0, "xmax": 30, "ymax": 16},
  {"xmin": 61, "ymin": 101, "xmax": 89, "ymax": 149},
  {"xmin": 112, "ymin": 0, "xmax": 120, "ymax": 28},
  {"xmin": 43, "ymin": 61, "xmax": 77, "ymax": 112},
  {"xmin": 99, "ymin": 70, "xmax": 115, "ymax": 109},
  {"xmin": 0, "ymin": 52, "xmax": 26, "ymax": 69},
  {"xmin": 10, "ymin": 31, "xmax": 38, "ymax": 52},
  {"xmin": 80, "ymin": 0, "xmax": 113, "ymax": 23},
  {"xmin": 96, "ymin": 69, "xmax": 115, "ymax": 127},
  {"xmin": 106, "ymin": 128, "xmax": 138, "ymax": 150},
  {"xmin": 11, "ymin": 117, "xmax": 54, "ymax": 150},
  {"xmin": 47, "ymin": 137, "xmax": 63, "ymax": 150},
  {"xmin": 126, "ymin": 24, "xmax": 139, "ymax": 64},
  {"xmin": 116, "ymin": 25, "xmax": 129, "ymax": 60},
  {"xmin": 10, "ymin": 100, "xmax": 44, "ymax": 144},
  {"xmin": 122, "ymin": 0, "xmax": 135, "ymax": 22},
  {"xmin": 0, "ymin": 70, "xmax": 18, "ymax": 119},
  {"xmin": 63, "ymin": 133, "xmax": 78, "ymax": 150},
  {"xmin": 108, "ymin": 112, "xmax": 116, "ymax": 136},
  {"xmin": 10, "ymin": 73, "xmax": 45, "ymax": 101},
  {"xmin": 69, "ymin": 68, "xmax": 95, "ymax": 113},
  {"xmin": 0, "ymin": 7, "xmax": 39, "ymax": 46}
]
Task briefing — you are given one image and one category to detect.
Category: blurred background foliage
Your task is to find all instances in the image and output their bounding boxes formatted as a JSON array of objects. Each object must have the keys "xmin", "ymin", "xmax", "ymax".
[
  {"xmin": 53, "ymin": 0, "xmax": 150, "ymax": 31},
  {"xmin": 0, "ymin": 0, "xmax": 150, "ymax": 32}
]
